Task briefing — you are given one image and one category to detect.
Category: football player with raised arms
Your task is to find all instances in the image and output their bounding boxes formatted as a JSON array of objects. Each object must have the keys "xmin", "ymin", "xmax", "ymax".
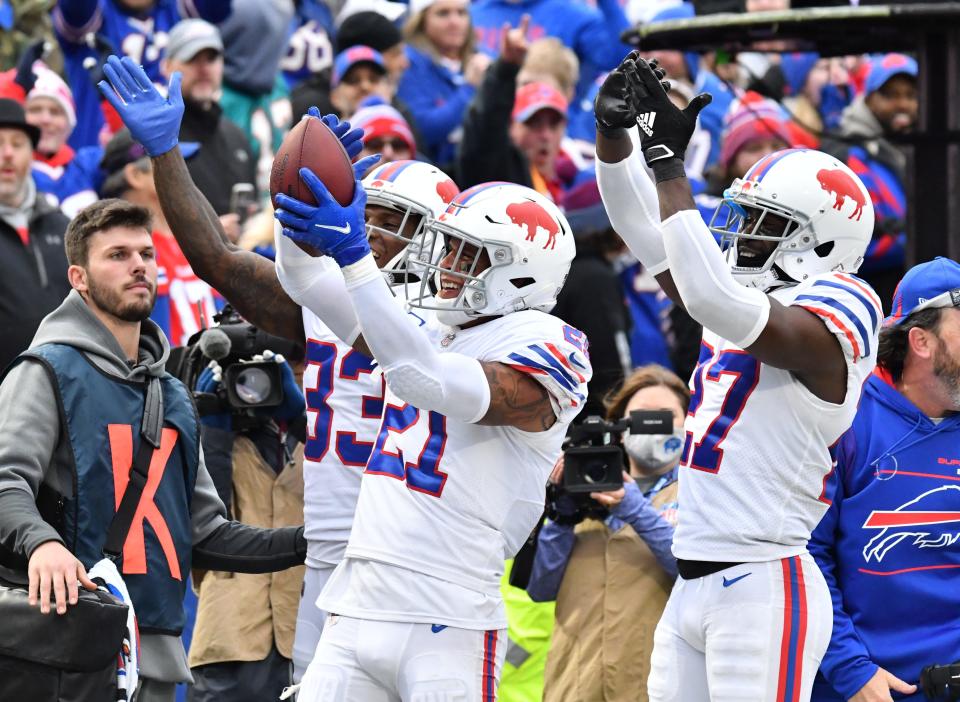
[
  {"xmin": 94, "ymin": 55, "xmax": 461, "ymax": 682},
  {"xmin": 272, "ymin": 173, "xmax": 591, "ymax": 700},
  {"xmin": 594, "ymin": 55, "xmax": 882, "ymax": 701}
]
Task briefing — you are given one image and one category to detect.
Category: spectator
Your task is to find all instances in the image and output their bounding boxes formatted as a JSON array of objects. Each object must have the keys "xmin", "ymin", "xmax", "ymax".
[
  {"xmin": 188, "ymin": 358, "xmax": 307, "ymax": 702},
  {"xmin": 349, "ymin": 101, "xmax": 418, "ymax": 170},
  {"xmin": 809, "ymin": 257, "xmax": 960, "ymax": 702},
  {"xmin": 527, "ymin": 364, "xmax": 685, "ymax": 702},
  {"xmin": 281, "ymin": 0, "xmax": 336, "ymax": 91},
  {"xmin": 0, "ymin": 98, "xmax": 71, "ymax": 371},
  {"xmin": 337, "ymin": 10, "xmax": 410, "ymax": 84},
  {"xmin": 53, "ymin": 0, "xmax": 231, "ymax": 148},
  {"xmin": 0, "ymin": 0, "xmax": 61, "ymax": 73},
  {"xmin": 217, "ymin": 0, "xmax": 295, "ymax": 154},
  {"xmin": 780, "ymin": 53, "xmax": 852, "ymax": 145},
  {"xmin": 99, "ymin": 127, "xmax": 221, "ymax": 346},
  {"xmin": 822, "ymin": 53, "xmax": 918, "ymax": 311},
  {"xmin": 160, "ymin": 19, "xmax": 258, "ymax": 240},
  {"xmin": 0, "ymin": 198, "xmax": 307, "ymax": 702},
  {"xmin": 459, "ymin": 18, "xmax": 589, "ymax": 201},
  {"xmin": 398, "ymin": 0, "xmax": 490, "ymax": 170},
  {"xmin": 328, "ymin": 45, "xmax": 393, "ymax": 118},
  {"xmin": 553, "ymin": 177, "xmax": 632, "ymax": 418},
  {"xmin": 471, "ymin": 0, "xmax": 632, "ymax": 137}
]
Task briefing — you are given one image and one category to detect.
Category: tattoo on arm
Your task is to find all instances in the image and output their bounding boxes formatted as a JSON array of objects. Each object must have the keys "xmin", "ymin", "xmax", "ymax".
[
  {"xmin": 477, "ymin": 361, "xmax": 557, "ymax": 432},
  {"xmin": 150, "ymin": 149, "xmax": 304, "ymax": 344}
]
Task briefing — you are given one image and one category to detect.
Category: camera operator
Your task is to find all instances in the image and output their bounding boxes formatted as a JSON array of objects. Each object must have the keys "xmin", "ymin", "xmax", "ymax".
[
  {"xmin": 526, "ymin": 364, "xmax": 687, "ymax": 702},
  {"xmin": 184, "ymin": 337, "xmax": 308, "ymax": 702}
]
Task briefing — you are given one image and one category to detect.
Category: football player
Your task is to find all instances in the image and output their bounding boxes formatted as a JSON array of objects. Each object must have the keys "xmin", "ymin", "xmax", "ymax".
[
  {"xmin": 594, "ymin": 54, "xmax": 882, "ymax": 701},
  {"xmin": 96, "ymin": 55, "xmax": 461, "ymax": 683},
  {"xmin": 273, "ymin": 179, "xmax": 592, "ymax": 700}
]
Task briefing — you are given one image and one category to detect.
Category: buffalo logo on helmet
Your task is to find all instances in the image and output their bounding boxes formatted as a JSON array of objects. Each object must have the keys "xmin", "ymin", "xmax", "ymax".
[
  {"xmin": 862, "ymin": 485, "xmax": 960, "ymax": 567},
  {"xmin": 505, "ymin": 200, "xmax": 560, "ymax": 250},
  {"xmin": 436, "ymin": 179, "xmax": 459, "ymax": 204},
  {"xmin": 817, "ymin": 168, "xmax": 865, "ymax": 221}
]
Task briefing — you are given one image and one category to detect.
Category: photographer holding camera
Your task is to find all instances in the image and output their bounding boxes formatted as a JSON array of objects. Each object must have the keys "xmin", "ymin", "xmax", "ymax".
[
  {"xmin": 526, "ymin": 364, "xmax": 687, "ymax": 702},
  {"xmin": 171, "ymin": 310, "xmax": 309, "ymax": 702}
]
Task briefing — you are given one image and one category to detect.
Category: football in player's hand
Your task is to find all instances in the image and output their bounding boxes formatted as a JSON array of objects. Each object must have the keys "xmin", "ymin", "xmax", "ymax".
[{"xmin": 270, "ymin": 116, "xmax": 355, "ymax": 208}]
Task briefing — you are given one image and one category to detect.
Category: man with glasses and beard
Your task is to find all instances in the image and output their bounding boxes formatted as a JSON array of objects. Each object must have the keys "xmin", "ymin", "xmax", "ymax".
[
  {"xmin": 809, "ymin": 257, "xmax": 960, "ymax": 702},
  {"xmin": 0, "ymin": 199, "xmax": 308, "ymax": 702}
]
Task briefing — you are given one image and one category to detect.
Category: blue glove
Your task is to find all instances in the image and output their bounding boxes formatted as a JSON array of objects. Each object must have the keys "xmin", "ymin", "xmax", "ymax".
[
  {"xmin": 196, "ymin": 363, "xmax": 232, "ymax": 431},
  {"xmin": 274, "ymin": 168, "xmax": 370, "ymax": 267},
  {"xmin": 252, "ymin": 350, "xmax": 306, "ymax": 422},
  {"xmin": 97, "ymin": 55, "xmax": 184, "ymax": 157}
]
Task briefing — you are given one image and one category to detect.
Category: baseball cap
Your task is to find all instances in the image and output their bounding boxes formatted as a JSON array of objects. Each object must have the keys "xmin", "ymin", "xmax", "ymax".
[
  {"xmin": 512, "ymin": 82, "xmax": 568, "ymax": 124},
  {"xmin": 164, "ymin": 19, "xmax": 223, "ymax": 63},
  {"xmin": 351, "ymin": 102, "xmax": 416, "ymax": 154},
  {"xmin": 865, "ymin": 53, "xmax": 918, "ymax": 95},
  {"xmin": 101, "ymin": 128, "xmax": 199, "ymax": 178},
  {"xmin": 0, "ymin": 98, "xmax": 40, "ymax": 147},
  {"xmin": 886, "ymin": 257, "xmax": 960, "ymax": 326},
  {"xmin": 331, "ymin": 45, "xmax": 386, "ymax": 88}
]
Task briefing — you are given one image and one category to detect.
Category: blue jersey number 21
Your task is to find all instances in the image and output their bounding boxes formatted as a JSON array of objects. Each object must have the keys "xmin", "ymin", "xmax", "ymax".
[
  {"xmin": 366, "ymin": 404, "xmax": 448, "ymax": 497},
  {"xmin": 682, "ymin": 343, "xmax": 761, "ymax": 474}
]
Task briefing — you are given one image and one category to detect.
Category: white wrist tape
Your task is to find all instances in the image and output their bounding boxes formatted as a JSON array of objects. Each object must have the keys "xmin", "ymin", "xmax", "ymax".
[
  {"xmin": 347, "ymin": 264, "xmax": 491, "ymax": 424},
  {"xmin": 662, "ymin": 209, "xmax": 770, "ymax": 349},
  {"xmin": 597, "ymin": 150, "xmax": 669, "ymax": 275},
  {"xmin": 273, "ymin": 223, "xmax": 361, "ymax": 344}
]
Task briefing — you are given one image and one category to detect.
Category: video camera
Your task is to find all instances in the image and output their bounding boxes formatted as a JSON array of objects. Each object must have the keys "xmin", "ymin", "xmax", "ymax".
[
  {"xmin": 167, "ymin": 306, "xmax": 304, "ymax": 423},
  {"xmin": 546, "ymin": 410, "xmax": 675, "ymax": 525},
  {"xmin": 921, "ymin": 662, "xmax": 960, "ymax": 701}
]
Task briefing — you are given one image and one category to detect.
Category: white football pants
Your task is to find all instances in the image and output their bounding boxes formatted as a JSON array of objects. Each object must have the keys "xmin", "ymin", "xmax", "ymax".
[
  {"xmin": 648, "ymin": 553, "xmax": 832, "ymax": 702},
  {"xmin": 297, "ymin": 615, "xmax": 506, "ymax": 701},
  {"xmin": 293, "ymin": 564, "xmax": 336, "ymax": 682}
]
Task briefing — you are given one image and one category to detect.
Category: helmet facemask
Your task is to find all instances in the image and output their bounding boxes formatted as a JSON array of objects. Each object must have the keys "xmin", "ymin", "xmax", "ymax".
[
  {"xmin": 405, "ymin": 217, "xmax": 514, "ymax": 327},
  {"xmin": 364, "ymin": 192, "xmax": 431, "ymax": 284}
]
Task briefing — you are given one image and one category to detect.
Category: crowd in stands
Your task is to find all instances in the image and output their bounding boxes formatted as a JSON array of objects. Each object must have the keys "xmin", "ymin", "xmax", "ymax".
[{"xmin": 0, "ymin": 0, "xmax": 948, "ymax": 700}]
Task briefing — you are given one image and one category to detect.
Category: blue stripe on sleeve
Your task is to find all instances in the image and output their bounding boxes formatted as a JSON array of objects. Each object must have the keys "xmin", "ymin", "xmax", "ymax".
[
  {"xmin": 811, "ymin": 280, "xmax": 880, "ymax": 331},
  {"xmin": 795, "ymin": 294, "xmax": 871, "ymax": 357}
]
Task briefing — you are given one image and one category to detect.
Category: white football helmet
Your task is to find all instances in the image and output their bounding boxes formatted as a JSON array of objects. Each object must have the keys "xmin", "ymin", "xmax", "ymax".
[
  {"xmin": 405, "ymin": 182, "xmax": 575, "ymax": 327},
  {"xmin": 709, "ymin": 148, "xmax": 874, "ymax": 290},
  {"xmin": 362, "ymin": 160, "xmax": 460, "ymax": 278}
]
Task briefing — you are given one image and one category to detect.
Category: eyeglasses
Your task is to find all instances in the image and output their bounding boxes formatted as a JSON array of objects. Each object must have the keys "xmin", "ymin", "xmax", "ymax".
[{"xmin": 912, "ymin": 287, "xmax": 960, "ymax": 313}]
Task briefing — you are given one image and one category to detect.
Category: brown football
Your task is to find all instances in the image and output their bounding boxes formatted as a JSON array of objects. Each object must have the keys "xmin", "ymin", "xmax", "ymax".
[{"xmin": 270, "ymin": 117, "xmax": 355, "ymax": 208}]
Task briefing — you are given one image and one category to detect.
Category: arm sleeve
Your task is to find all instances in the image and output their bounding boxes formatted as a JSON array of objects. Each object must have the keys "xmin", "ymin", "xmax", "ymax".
[
  {"xmin": 192, "ymin": 523, "xmax": 306, "ymax": 573},
  {"xmin": 611, "ymin": 483, "xmax": 677, "ymax": 578},
  {"xmin": 343, "ymin": 255, "xmax": 492, "ymax": 424},
  {"xmin": 661, "ymin": 209, "xmax": 771, "ymax": 349},
  {"xmin": 274, "ymin": 224, "xmax": 361, "ymax": 344},
  {"xmin": 525, "ymin": 520, "xmax": 576, "ymax": 602},
  {"xmin": 596, "ymin": 147, "xmax": 669, "ymax": 274},
  {"xmin": 808, "ymin": 433, "xmax": 879, "ymax": 699},
  {"xmin": 190, "ymin": 443, "xmax": 230, "ymax": 544},
  {"xmin": 0, "ymin": 362, "xmax": 66, "ymax": 559}
]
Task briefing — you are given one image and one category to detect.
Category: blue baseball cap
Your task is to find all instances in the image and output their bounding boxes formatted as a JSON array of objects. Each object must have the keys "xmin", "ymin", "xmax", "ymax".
[
  {"xmin": 331, "ymin": 45, "xmax": 386, "ymax": 88},
  {"xmin": 865, "ymin": 54, "xmax": 918, "ymax": 95},
  {"xmin": 887, "ymin": 256, "xmax": 960, "ymax": 326}
]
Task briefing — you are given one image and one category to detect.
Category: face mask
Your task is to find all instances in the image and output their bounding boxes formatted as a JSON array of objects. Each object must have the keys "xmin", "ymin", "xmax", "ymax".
[{"xmin": 623, "ymin": 430, "xmax": 685, "ymax": 472}]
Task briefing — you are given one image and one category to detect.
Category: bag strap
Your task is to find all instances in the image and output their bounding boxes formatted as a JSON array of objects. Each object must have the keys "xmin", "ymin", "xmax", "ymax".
[{"xmin": 103, "ymin": 377, "xmax": 164, "ymax": 560}]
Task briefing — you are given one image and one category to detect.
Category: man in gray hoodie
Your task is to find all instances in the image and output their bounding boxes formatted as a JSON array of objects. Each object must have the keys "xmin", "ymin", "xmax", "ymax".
[{"xmin": 0, "ymin": 198, "xmax": 307, "ymax": 702}]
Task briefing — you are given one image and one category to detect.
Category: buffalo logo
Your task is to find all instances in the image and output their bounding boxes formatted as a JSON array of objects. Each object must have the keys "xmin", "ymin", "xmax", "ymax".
[
  {"xmin": 505, "ymin": 200, "xmax": 559, "ymax": 250},
  {"xmin": 371, "ymin": 179, "xmax": 385, "ymax": 188},
  {"xmin": 862, "ymin": 485, "xmax": 960, "ymax": 563},
  {"xmin": 436, "ymin": 179, "xmax": 459, "ymax": 204},
  {"xmin": 817, "ymin": 168, "xmax": 865, "ymax": 221}
]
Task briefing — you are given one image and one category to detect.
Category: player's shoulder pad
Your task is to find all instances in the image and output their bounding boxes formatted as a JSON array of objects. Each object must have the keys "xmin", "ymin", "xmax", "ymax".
[
  {"xmin": 789, "ymin": 272, "xmax": 883, "ymax": 364},
  {"xmin": 496, "ymin": 310, "xmax": 592, "ymax": 397}
]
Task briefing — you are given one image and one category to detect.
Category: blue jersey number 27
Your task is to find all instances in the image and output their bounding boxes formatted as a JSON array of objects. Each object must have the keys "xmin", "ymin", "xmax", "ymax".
[
  {"xmin": 366, "ymin": 404, "xmax": 448, "ymax": 497},
  {"xmin": 682, "ymin": 343, "xmax": 761, "ymax": 474}
]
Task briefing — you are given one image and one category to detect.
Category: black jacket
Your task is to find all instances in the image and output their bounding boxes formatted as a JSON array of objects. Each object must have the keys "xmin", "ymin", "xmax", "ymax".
[
  {"xmin": 457, "ymin": 59, "xmax": 532, "ymax": 190},
  {"xmin": 0, "ymin": 196, "xmax": 71, "ymax": 371},
  {"xmin": 179, "ymin": 100, "xmax": 258, "ymax": 216}
]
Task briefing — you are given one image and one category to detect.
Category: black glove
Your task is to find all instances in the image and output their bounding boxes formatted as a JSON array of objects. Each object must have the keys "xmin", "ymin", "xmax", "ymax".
[
  {"xmin": 13, "ymin": 40, "xmax": 48, "ymax": 93},
  {"xmin": 624, "ymin": 57, "xmax": 712, "ymax": 182},
  {"xmin": 595, "ymin": 52, "xmax": 669, "ymax": 138}
]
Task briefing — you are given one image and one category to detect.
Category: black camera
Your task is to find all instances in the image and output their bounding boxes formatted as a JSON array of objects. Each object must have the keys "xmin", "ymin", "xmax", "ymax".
[
  {"xmin": 921, "ymin": 662, "xmax": 960, "ymax": 701},
  {"xmin": 546, "ymin": 410, "xmax": 675, "ymax": 525},
  {"xmin": 167, "ymin": 306, "xmax": 304, "ymax": 419}
]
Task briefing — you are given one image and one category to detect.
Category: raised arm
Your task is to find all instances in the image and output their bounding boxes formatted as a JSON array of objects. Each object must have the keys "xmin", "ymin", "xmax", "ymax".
[
  {"xmin": 622, "ymin": 57, "xmax": 848, "ymax": 400},
  {"xmin": 97, "ymin": 55, "xmax": 304, "ymax": 343}
]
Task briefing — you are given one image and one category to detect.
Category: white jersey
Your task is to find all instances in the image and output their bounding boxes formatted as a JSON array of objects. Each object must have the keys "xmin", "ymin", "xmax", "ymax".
[
  {"xmin": 674, "ymin": 272, "xmax": 883, "ymax": 563},
  {"xmin": 301, "ymin": 309, "xmax": 385, "ymax": 567},
  {"xmin": 319, "ymin": 310, "xmax": 591, "ymax": 629}
]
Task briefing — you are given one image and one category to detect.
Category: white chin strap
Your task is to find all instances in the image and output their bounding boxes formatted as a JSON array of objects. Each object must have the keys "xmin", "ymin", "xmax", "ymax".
[{"xmin": 434, "ymin": 295, "xmax": 479, "ymax": 327}]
